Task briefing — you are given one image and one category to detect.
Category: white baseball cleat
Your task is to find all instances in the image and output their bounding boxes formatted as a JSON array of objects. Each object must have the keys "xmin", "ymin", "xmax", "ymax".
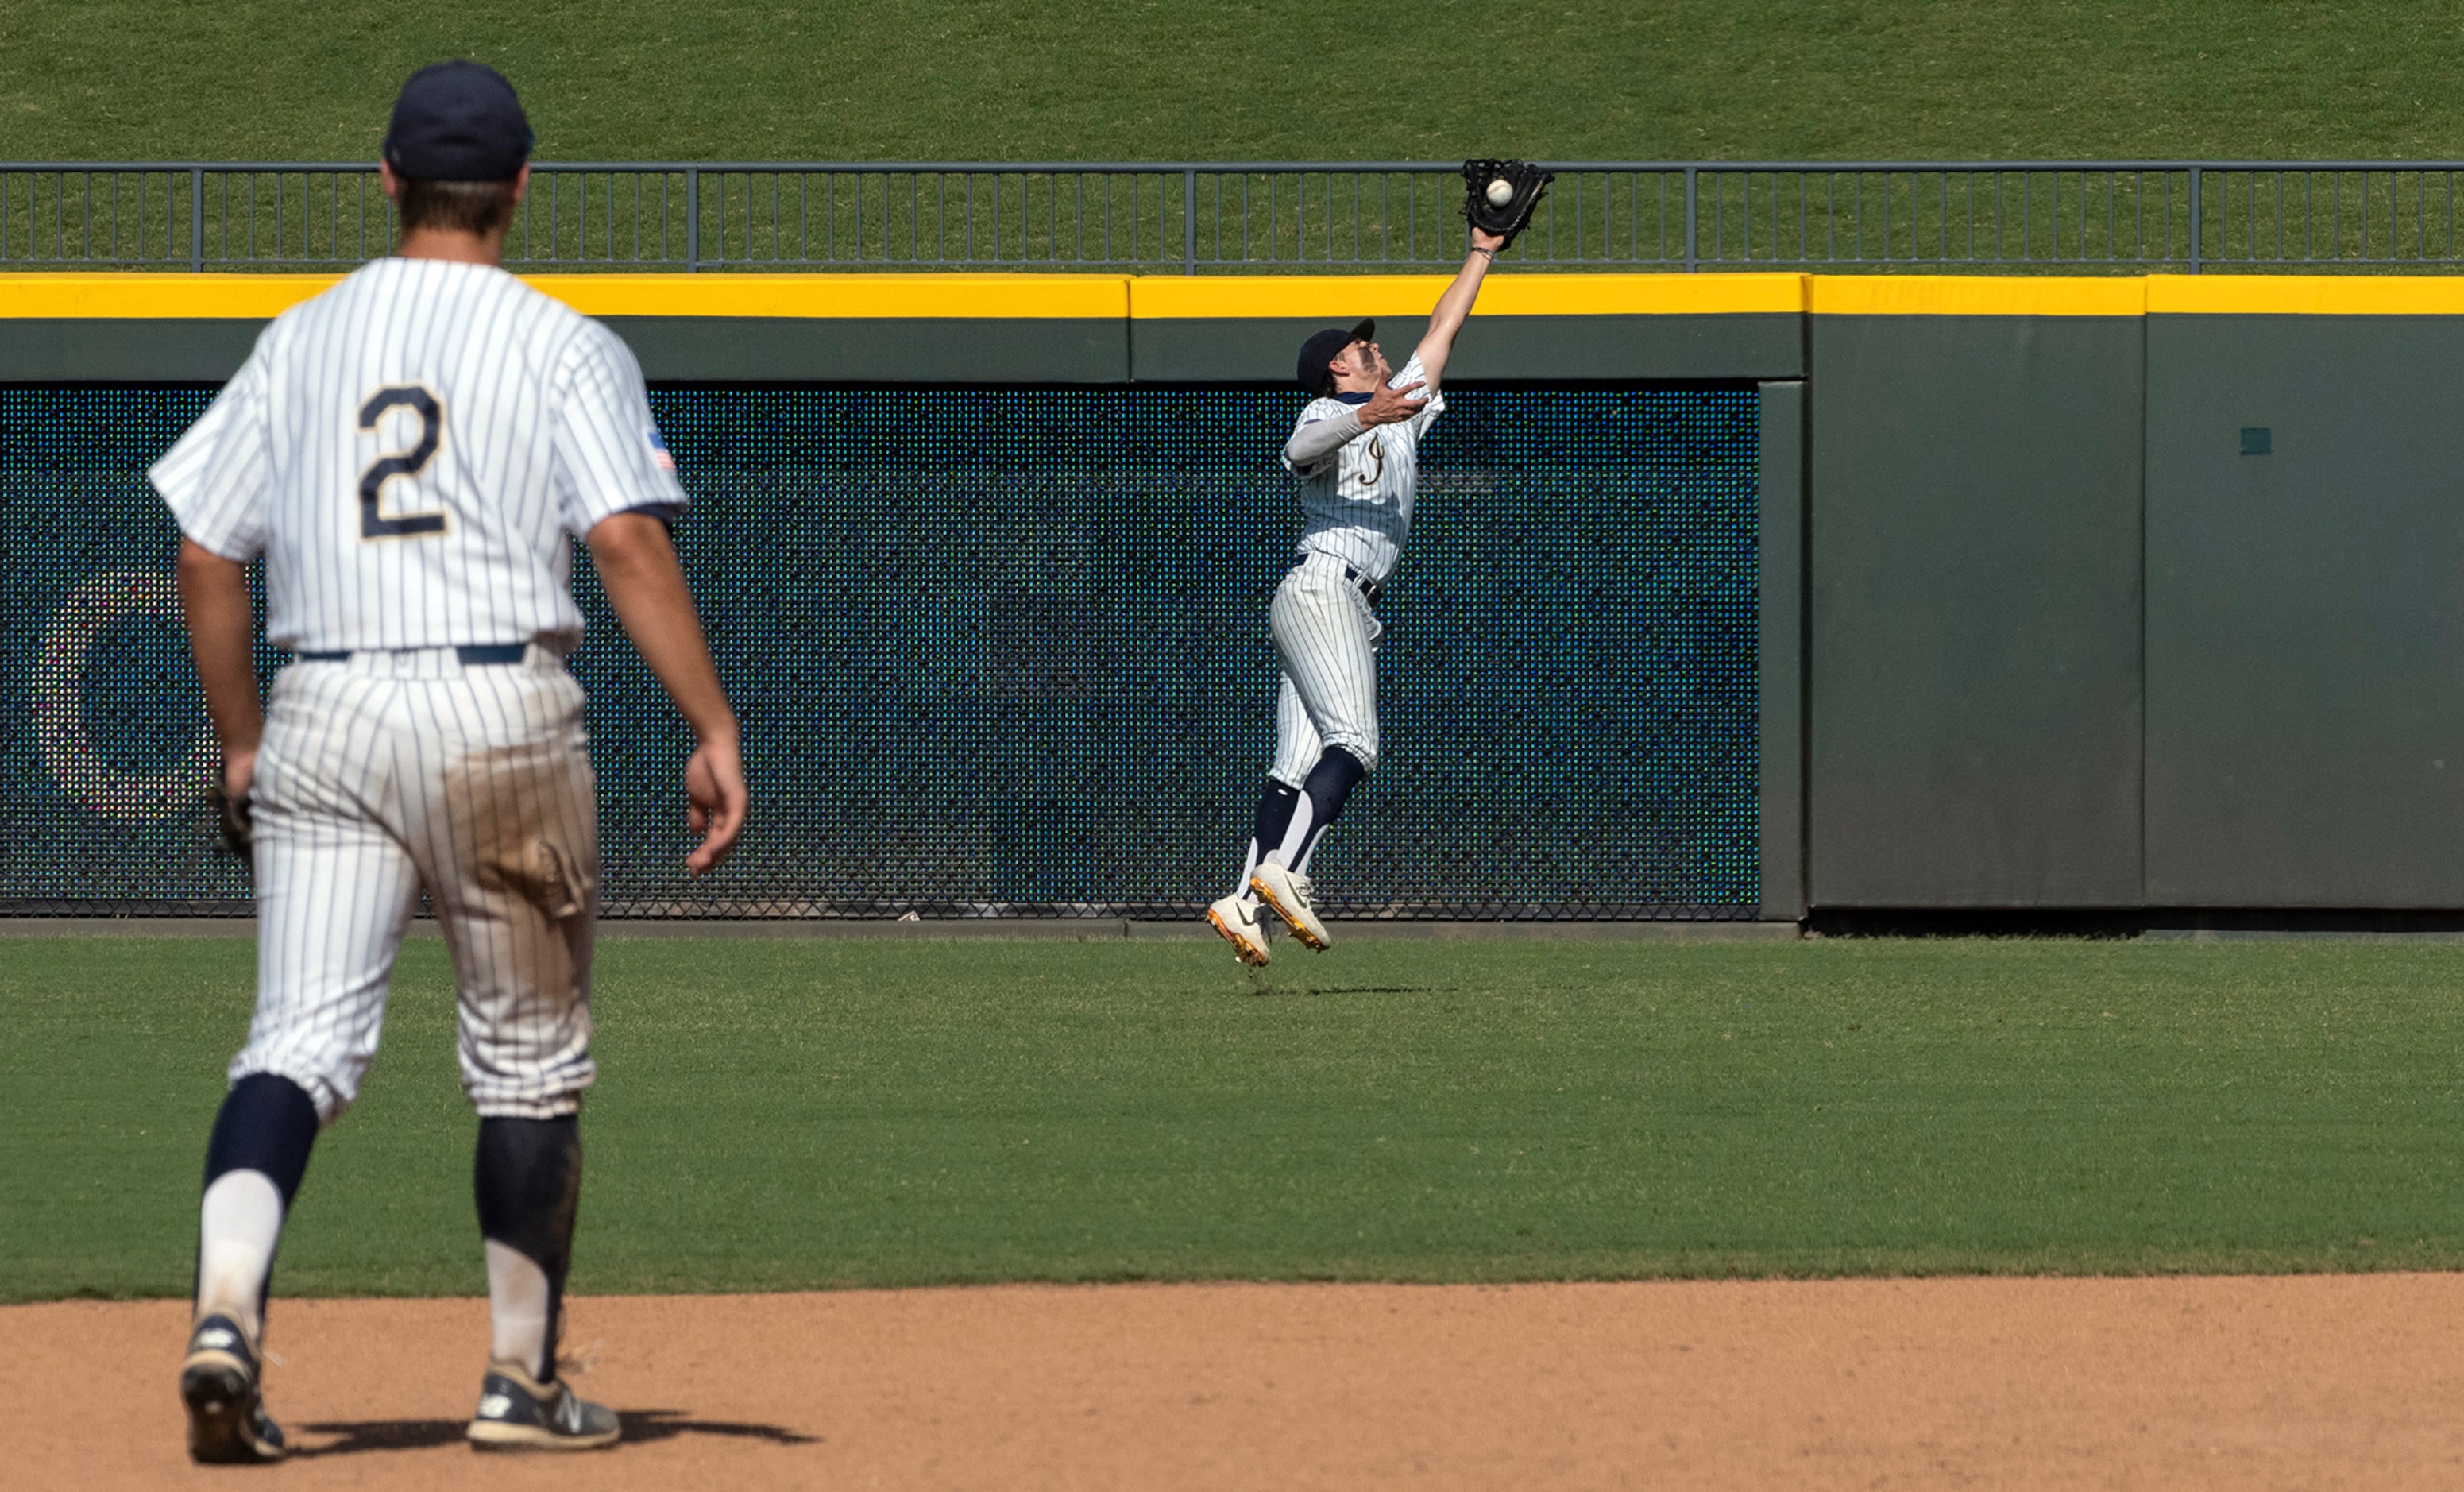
[
  {"xmin": 1207, "ymin": 892, "xmax": 1274, "ymax": 966},
  {"xmin": 1249, "ymin": 862, "xmax": 1332, "ymax": 951}
]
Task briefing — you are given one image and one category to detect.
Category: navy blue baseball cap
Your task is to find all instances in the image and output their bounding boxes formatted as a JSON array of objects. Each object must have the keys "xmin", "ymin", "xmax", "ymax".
[
  {"xmin": 383, "ymin": 61, "xmax": 533, "ymax": 181},
  {"xmin": 1296, "ymin": 319, "xmax": 1376, "ymax": 392}
]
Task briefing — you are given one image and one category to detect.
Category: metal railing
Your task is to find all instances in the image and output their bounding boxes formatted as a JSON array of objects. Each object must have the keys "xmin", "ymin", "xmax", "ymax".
[{"xmin": 11, "ymin": 161, "xmax": 2464, "ymax": 273}]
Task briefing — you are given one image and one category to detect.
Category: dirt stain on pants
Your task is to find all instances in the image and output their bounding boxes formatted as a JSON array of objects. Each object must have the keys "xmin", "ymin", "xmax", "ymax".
[{"xmin": 437, "ymin": 725, "xmax": 600, "ymax": 1119}]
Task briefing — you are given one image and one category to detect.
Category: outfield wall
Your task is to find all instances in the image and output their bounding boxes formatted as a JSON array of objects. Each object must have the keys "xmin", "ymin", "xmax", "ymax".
[
  {"xmin": 0, "ymin": 274, "xmax": 1788, "ymax": 920},
  {"xmin": 2, "ymin": 272, "xmax": 2458, "ymax": 917},
  {"xmin": 1807, "ymin": 276, "xmax": 2464, "ymax": 912}
]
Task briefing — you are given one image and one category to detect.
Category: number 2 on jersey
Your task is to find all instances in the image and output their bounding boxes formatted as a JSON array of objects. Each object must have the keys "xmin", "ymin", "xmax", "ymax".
[{"xmin": 357, "ymin": 385, "xmax": 449, "ymax": 539}]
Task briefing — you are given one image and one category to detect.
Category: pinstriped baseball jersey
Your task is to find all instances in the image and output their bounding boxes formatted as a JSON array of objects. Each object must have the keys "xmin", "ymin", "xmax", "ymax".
[
  {"xmin": 149, "ymin": 257, "xmax": 686, "ymax": 653},
  {"xmin": 1280, "ymin": 350, "xmax": 1443, "ymax": 586}
]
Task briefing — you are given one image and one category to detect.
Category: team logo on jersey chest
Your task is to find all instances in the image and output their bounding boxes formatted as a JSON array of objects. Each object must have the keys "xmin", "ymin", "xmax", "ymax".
[{"xmin": 1354, "ymin": 438, "xmax": 1387, "ymax": 489}]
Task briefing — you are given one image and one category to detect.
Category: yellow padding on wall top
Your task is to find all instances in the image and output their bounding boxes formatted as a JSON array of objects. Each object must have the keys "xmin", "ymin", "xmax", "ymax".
[
  {"xmin": 1126, "ymin": 273, "xmax": 1806, "ymax": 319},
  {"xmin": 0, "ymin": 274, "xmax": 345, "ymax": 318},
  {"xmin": 0, "ymin": 273, "xmax": 1129, "ymax": 319},
  {"xmin": 536, "ymin": 274, "xmax": 1129, "ymax": 318},
  {"xmin": 0, "ymin": 271, "xmax": 1804, "ymax": 320},
  {"xmin": 2146, "ymin": 275, "xmax": 2464, "ymax": 315},
  {"xmin": 23, "ymin": 270, "xmax": 2464, "ymax": 320},
  {"xmin": 1809, "ymin": 276, "xmax": 2147, "ymax": 316}
]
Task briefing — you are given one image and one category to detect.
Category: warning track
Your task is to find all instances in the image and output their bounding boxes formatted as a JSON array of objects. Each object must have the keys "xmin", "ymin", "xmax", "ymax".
[{"xmin": 11, "ymin": 1274, "xmax": 2464, "ymax": 1489}]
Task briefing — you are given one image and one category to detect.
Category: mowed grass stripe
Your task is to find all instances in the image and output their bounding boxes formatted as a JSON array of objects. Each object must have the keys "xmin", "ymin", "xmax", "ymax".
[
  {"xmin": 4, "ymin": 2, "xmax": 2463, "ymax": 166},
  {"xmin": 6, "ymin": 935, "xmax": 2463, "ymax": 1303}
]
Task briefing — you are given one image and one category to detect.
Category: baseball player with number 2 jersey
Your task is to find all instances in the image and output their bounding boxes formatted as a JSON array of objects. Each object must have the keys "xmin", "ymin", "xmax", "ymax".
[
  {"xmin": 155, "ymin": 62, "xmax": 747, "ymax": 1462},
  {"xmin": 1209, "ymin": 218, "xmax": 1510, "ymax": 964}
]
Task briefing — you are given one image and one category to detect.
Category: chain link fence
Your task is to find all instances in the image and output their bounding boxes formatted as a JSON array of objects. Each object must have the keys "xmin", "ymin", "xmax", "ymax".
[
  {"xmin": 2, "ymin": 384, "xmax": 1761, "ymax": 920},
  {"xmin": 10, "ymin": 162, "xmax": 2464, "ymax": 273}
]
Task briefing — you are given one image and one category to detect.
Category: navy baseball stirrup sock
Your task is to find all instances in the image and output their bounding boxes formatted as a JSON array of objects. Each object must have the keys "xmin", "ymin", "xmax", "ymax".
[
  {"xmin": 475, "ymin": 1116, "xmax": 581, "ymax": 1382},
  {"xmin": 1291, "ymin": 747, "xmax": 1369, "ymax": 870},
  {"xmin": 1240, "ymin": 779, "xmax": 1303, "ymax": 889},
  {"xmin": 195, "ymin": 1073, "xmax": 320, "ymax": 1332},
  {"xmin": 203, "ymin": 1073, "xmax": 321, "ymax": 1200},
  {"xmin": 1253, "ymin": 779, "xmax": 1302, "ymax": 853}
]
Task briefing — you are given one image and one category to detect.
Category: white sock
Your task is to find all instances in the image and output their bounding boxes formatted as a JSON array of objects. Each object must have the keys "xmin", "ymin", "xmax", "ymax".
[
  {"xmin": 1273, "ymin": 796, "xmax": 1315, "ymax": 871},
  {"xmin": 485, "ymin": 1238, "xmax": 553, "ymax": 1380},
  {"xmin": 196, "ymin": 1169, "xmax": 284, "ymax": 1339},
  {"xmin": 1234, "ymin": 839, "xmax": 1263, "ymax": 900}
]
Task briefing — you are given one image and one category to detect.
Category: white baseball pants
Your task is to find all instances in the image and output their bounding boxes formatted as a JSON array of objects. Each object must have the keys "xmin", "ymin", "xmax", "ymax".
[
  {"xmin": 1269, "ymin": 554, "xmax": 1383, "ymax": 784},
  {"xmin": 232, "ymin": 647, "xmax": 600, "ymax": 1124}
]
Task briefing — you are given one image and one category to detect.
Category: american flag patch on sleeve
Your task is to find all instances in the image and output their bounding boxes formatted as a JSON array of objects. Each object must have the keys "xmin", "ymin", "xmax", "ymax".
[{"xmin": 646, "ymin": 424, "xmax": 676, "ymax": 473}]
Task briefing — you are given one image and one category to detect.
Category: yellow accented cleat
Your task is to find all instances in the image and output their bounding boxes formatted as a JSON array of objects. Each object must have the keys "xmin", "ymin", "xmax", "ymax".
[
  {"xmin": 1249, "ymin": 862, "xmax": 1332, "ymax": 951},
  {"xmin": 1207, "ymin": 892, "xmax": 1275, "ymax": 965}
]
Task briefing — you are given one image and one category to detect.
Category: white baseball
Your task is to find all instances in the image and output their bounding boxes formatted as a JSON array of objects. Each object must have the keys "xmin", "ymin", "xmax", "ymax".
[{"xmin": 1485, "ymin": 178, "xmax": 1514, "ymax": 207}]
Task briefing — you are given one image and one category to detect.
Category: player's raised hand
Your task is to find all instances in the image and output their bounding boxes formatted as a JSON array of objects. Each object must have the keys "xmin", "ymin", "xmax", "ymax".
[
  {"xmin": 684, "ymin": 732, "xmax": 747, "ymax": 874},
  {"xmin": 1358, "ymin": 380, "xmax": 1428, "ymax": 428}
]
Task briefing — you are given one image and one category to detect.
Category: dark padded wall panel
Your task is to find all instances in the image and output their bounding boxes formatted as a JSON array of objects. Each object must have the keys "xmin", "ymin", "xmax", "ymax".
[
  {"xmin": 600, "ymin": 316, "xmax": 1129, "ymax": 382},
  {"xmin": 2146, "ymin": 316, "xmax": 2464, "ymax": 906},
  {"xmin": 1132, "ymin": 315, "xmax": 1804, "ymax": 383},
  {"xmin": 0, "ymin": 320, "xmax": 266, "ymax": 381},
  {"xmin": 1809, "ymin": 315, "xmax": 2144, "ymax": 906},
  {"xmin": 0, "ymin": 314, "xmax": 1795, "ymax": 386},
  {"xmin": 0, "ymin": 316, "xmax": 1131, "ymax": 384}
]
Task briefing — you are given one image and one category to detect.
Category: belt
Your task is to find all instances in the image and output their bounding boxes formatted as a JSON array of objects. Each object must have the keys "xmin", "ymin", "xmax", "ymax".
[
  {"xmin": 1342, "ymin": 565, "xmax": 1385, "ymax": 605},
  {"xmin": 296, "ymin": 643, "xmax": 531, "ymax": 666}
]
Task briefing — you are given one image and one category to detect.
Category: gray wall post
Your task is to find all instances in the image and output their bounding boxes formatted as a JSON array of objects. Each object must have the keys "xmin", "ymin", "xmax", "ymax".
[{"xmin": 1758, "ymin": 380, "xmax": 1807, "ymax": 920}]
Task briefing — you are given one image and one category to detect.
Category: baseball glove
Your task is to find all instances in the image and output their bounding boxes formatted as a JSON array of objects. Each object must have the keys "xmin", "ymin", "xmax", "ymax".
[
  {"xmin": 1462, "ymin": 159, "xmax": 1554, "ymax": 250},
  {"xmin": 208, "ymin": 780, "xmax": 253, "ymax": 857}
]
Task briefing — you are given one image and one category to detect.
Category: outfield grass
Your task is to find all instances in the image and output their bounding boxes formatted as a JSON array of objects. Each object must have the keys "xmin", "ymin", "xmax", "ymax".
[
  {"xmin": 2, "ymin": 2, "xmax": 2462, "ymax": 164},
  {"xmin": 6, "ymin": 933, "xmax": 2464, "ymax": 1303}
]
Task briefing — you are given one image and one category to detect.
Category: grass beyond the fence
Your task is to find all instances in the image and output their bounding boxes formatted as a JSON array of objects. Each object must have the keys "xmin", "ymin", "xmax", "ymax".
[
  {"xmin": 3, "ymin": 2, "xmax": 2463, "ymax": 165},
  {"xmin": 8, "ymin": 934, "xmax": 2464, "ymax": 1303}
]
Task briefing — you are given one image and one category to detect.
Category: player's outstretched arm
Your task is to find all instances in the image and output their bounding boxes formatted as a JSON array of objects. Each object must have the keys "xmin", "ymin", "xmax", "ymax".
[
  {"xmin": 585, "ymin": 513, "xmax": 747, "ymax": 873},
  {"xmin": 176, "ymin": 539, "xmax": 264, "ymax": 799},
  {"xmin": 1413, "ymin": 227, "xmax": 1507, "ymax": 389}
]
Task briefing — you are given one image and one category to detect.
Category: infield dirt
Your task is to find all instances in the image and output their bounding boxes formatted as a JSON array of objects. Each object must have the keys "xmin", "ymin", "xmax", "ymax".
[{"xmin": 11, "ymin": 1274, "xmax": 2464, "ymax": 1489}]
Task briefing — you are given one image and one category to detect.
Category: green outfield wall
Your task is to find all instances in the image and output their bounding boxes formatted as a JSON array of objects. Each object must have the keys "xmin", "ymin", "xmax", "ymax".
[
  {"xmin": 3, "ymin": 271, "xmax": 2458, "ymax": 915},
  {"xmin": 2145, "ymin": 280, "xmax": 2464, "ymax": 908},
  {"xmin": 1807, "ymin": 280, "xmax": 2145, "ymax": 910}
]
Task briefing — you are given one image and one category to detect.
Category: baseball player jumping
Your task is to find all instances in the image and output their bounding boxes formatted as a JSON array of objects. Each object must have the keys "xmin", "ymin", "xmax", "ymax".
[
  {"xmin": 1209, "ymin": 161, "xmax": 1551, "ymax": 964},
  {"xmin": 156, "ymin": 62, "xmax": 747, "ymax": 1460}
]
